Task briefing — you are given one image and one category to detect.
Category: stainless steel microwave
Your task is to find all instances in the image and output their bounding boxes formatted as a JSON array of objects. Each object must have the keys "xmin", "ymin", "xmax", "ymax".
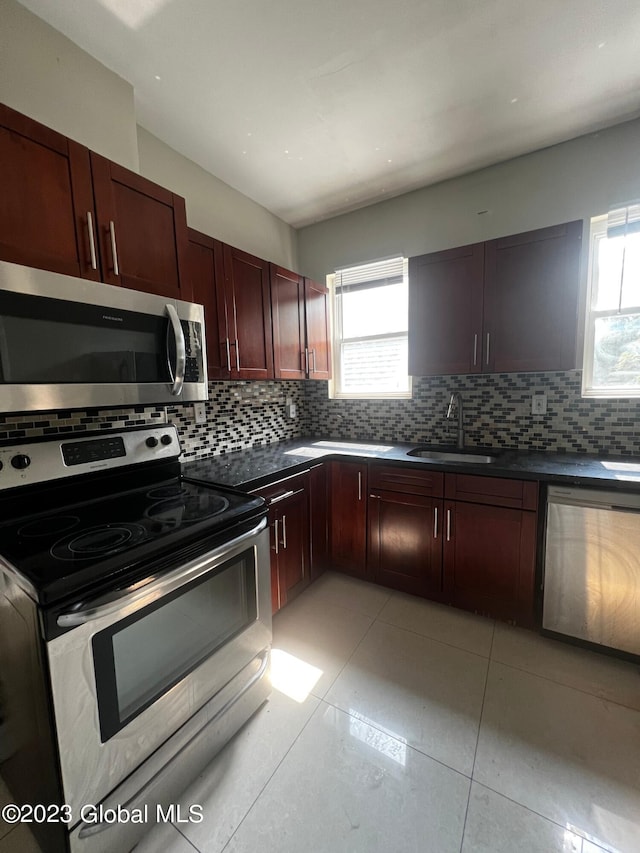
[{"xmin": 0, "ymin": 260, "xmax": 208, "ymax": 413}]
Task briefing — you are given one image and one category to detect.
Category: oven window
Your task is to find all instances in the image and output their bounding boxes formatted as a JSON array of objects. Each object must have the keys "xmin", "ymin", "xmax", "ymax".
[{"xmin": 93, "ymin": 548, "xmax": 257, "ymax": 742}]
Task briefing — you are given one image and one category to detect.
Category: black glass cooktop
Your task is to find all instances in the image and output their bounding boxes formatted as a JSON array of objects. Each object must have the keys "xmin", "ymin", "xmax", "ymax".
[{"xmin": 0, "ymin": 474, "xmax": 264, "ymax": 605}]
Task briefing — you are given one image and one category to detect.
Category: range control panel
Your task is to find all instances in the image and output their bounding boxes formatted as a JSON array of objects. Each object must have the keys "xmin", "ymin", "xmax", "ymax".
[{"xmin": 0, "ymin": 425, "xmax": 180, "ymax": 491}]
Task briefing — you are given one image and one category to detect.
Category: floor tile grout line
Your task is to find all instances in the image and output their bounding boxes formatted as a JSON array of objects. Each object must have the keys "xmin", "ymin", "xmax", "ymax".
[
  {"xmin": 459, "ymin": 619, "xmax": 495, "ymax": 853},
  {"xmin": 374, "ymin": 614, "xmax": 493, "ymax": 662},
  {"xmin": 318, "ymin": 693, "xmax": 473, "ymax": 784},
  {"xmin": 489, "ymin": 655, "xmax": 640, "ymax": 713},
  {"xmin": 171, "ymin": 821, "xmax": 201, "ymax": 852},
  {"xmin": 217, "ymin": 696, "xmax": 325, "ymax": 853},
  {"xmin": 468, "ymin": 780, "xmax": 608, "ymax": 851}
]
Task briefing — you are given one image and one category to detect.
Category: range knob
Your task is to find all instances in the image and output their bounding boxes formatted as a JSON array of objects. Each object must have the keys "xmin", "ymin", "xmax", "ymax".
[
  {"xmin": 145, "ymin": 436, "xmax": 159, "ymax": 448},
  {"xmin": 160, "ymin": 434, "xmax": 173, "ymax": 446},
  {"xmin": 11, "ymin": 453, "xmax": 31, "ymax": 470}
]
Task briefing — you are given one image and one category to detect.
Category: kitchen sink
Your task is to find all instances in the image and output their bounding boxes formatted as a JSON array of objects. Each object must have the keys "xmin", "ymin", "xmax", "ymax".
[{"xmin": 407, "ymin": 448, "xmax": 498, "ymax": 464}]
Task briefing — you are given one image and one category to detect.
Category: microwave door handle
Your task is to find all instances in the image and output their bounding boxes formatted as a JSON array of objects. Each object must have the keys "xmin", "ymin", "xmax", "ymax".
[
  {"xmin": 166, "ymin": 304, "xmax": 186, "ymax": 396},
  {"xmin": 57, "ymin": 517, "xmax": 268, "ymax": 628}
]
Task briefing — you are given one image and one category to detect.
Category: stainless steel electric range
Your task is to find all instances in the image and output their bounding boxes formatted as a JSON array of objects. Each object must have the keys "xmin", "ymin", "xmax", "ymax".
[{"xmin": 0, "ymin": 425, "xmax": 271, "ymax": 853}]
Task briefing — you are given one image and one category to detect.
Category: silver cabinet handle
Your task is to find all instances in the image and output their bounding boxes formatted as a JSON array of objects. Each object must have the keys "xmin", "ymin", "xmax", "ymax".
[
  {"xmin": 433, "ymin": 506, "xmax": 439, "ymax": 539},
  {"xmin": 485, "ymin": 332, "xmax": 490, "ymax": 365},
  {"xmin": 269, "ymin": 489, "xmax": 298, "ymax": 505},
  {"xmin": 108, "ymin": 220, "xmax": 120, "ymax": 276},
  {"xmin": 446, "ymin": 509, "xmax": 452, "ymax": 542},
  {"xmin": 311, "ymin": 348, "xmax": 316, "ymax": 373},
  {"xmin": 473, "ymin": 334, "xmax": 478, "ymax": 366},
  {"xmin": 274, "ymin": 518, "xmax": 279, "ymax": 555},
  {"xmin": 86, "ymin": 211, "xmax": 97, "ymax": 270},
  {"xmin": 57, "ymin": 518, "xmax": 268, "ymax": 627},
  {"xmin": 235, "ymin": 338, "xmax": 240, "ymax": 371},
  {"xmin": 358, "ymin": 471, "xmax": 362, "ymax": 501},
  {"xmin": 166, "ymin": 304, "xmax": 186, "ymax": 396},
  {"xmin": 282, "ymin": 514, "xmax": 287, "ymax": 549},
  {"xmin": 225, "ymin": 338, "xmax": 231, "ymax": 372}
]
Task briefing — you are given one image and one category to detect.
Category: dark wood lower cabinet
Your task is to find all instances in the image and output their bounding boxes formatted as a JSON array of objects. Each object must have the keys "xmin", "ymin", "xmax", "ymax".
[
  {"xmin": 329, "ymin": 461, "xmax": 368, "ymax": 577},
  {"xmin": 309, "ymin": 463, "xmax": 328, "ymax": 580},
  {"xmin": 253, "ymin": 472, "xmax": 311, "ymax": 614},
  {"xmin": 443, "ymin": 499, "xmax": 537, "ymax": 626},
  {"xmin": 369, "ymin": 490, "xmax": 443, "ymax": 598}
]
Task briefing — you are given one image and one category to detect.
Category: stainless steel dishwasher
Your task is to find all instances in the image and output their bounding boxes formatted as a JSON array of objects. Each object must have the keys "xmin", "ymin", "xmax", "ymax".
[{"xmin": 543, "ymin": 486, "xmax": 640, "ymax": 657}]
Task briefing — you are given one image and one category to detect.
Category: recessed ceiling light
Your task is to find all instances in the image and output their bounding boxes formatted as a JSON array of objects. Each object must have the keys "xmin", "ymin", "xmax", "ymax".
[
  {"xmin": 598, "ymin": 41, "xmax": 606, "ymax": 48},
  {"xmin": 387, "ymin": 159, "xmax": 392, "ymax": 163},
  {"xmin": 284, "ymin": 149, "xmax": 289, "ymax": 154},
  {"xmin": 242, "ymin": 150, "xmax": 247, "ymax": 155},
  {"xmin": 154, "ymin": 75, "xmax": 161, "ymax": 81},
  {"xmin": 510, "ymin": 97, "xmax": 519, "ymax": 104}
]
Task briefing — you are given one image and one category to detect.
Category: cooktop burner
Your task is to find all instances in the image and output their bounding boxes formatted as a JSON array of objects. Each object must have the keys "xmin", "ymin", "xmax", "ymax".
[
  {"xmin": 51, "ymin": 523, "xmax": 149, "ymax": 562},
  {"xmin": 0, "ymin": 426, "xmax": 266, "ymax": 605}
]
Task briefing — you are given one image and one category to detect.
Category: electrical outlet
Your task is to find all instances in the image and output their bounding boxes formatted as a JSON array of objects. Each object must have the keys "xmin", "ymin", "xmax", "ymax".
[
  {"xmin": 194, "ymin": 402, "xmax": 207, "ymax": 424},
  {"xmin": 531, "ymin": 394, "xmax": 547, "ymax": 415}
]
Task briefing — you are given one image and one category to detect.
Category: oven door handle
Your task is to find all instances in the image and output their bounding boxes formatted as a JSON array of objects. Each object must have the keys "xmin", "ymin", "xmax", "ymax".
[
  {"xmin": 57, "ymin": 517, "xmax": 268, "ymax": 628},
  {"xmin": 166, "ymin": 304, "xmax": 186, "ymax": 396}
]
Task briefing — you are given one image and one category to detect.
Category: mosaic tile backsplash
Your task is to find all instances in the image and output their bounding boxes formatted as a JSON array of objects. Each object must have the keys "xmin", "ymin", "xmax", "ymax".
[
  {"xmin": 305, "ymin": 371, "xmax": 640, "ymax": 456},
  {"xmin": 0, "ymin": 372, "xmax": 638, "ymax": 459},
  {"xmin": 0, "ymin": 381, "xmax": 307, "ymax": 459}
]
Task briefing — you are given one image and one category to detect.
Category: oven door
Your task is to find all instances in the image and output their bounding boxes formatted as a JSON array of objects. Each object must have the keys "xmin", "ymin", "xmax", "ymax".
[{"xmin": 46, "ymin": 518, "xmax": 271, "ymax": 815}]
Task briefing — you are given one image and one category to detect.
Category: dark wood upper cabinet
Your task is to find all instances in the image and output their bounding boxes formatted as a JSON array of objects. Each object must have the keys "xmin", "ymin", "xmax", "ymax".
[
  {"xmin": 304, "ymin": 278, "xmax": 332, "ymax": 380},
  {"xmin": 0, "ymin": 103, "xmax": 100, "ymax": 281},
  {"xmin": 221, "ymin": 245, "xmax": 274, "ymax": 380},
  {"xmin": 271, "ymin": 269, "xmax": 332, "ymax": 381},
  {"xmin": 186, "ymin": 228, "xmax": 228, "ymax": 379},
  {"xmin": 409, "ymin": 220, "xmax": 582, "ymax": 376},
  {"xmin": 483, "ymin": 220, "xmax": 583, "ymax": 372},
  {"xmin": 90, "ymin": 153, "xmax": 190, "ymax": 300},
  {"xmin": 409, "ymin": 243, "xmax": 484, "ymax": 376},
  {"xmin": 271, "ymin": 265, "xmax": 306, "ymax": 380}
]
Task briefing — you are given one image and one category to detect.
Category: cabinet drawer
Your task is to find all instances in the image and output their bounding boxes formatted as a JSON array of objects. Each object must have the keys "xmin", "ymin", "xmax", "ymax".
[
  {"xmin": 370, "ymin": 464, "xmax": 444, "ymax": 497},
  {"xmin": 251, "ymin": 470, "xmax": 308, "ymax": 503},
  {"xmin": 444, "ymin": 474, "xmax": 538, "ymax": 510}
]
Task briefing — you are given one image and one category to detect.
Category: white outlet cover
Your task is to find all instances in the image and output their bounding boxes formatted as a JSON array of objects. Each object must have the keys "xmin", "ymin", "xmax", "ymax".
[
  {"xmin": 194, "ymin": 402, "xmax": 207, "ymax": 423},
  {"xmin": 531, "ymin": 394, "xmax": 547, "ymax": 415}
]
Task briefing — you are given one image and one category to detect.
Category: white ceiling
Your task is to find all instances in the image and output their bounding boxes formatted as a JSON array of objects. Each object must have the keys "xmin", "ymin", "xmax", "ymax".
[{"xmin": 18, "ymin": 0, "xmax": 640, "ymax": 228}]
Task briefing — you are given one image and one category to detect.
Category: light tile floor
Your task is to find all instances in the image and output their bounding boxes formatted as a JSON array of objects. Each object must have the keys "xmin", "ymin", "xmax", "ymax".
[{"xmin": 2, "ymin": 571, "xmax": 640, "ymax": 852}]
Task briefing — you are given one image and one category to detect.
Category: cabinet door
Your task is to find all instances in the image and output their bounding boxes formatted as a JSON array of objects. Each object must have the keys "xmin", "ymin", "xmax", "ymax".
[
  {"xmin": 309, "ymin": 463, "xmax": 328, "ymax": 580},
  {"xmin": 186, "ymin": 229, "xmax": 229, "ymax": 379},
  {"xmin": 483, "ymin": 220, "xmax": 582, "ymax": 372},
  {"xmin": 277, "ymin": 488, "xmax": 310, "ymax": 606},
  {"xmin": 266, "ymin": 506, "xmax": 281, "ymax": 615},
  {"xmin": 408, "ymin": 243, "xmax": 484, "ymax": 375},
  {"xmin": 0, "ymin": 104, "xmax": 99, "ymax": 281},
  {"xmin": 304, "ymin": 278, "xmax": 332, "ymax": 380},
  {"xmin": 91, "ymin": 153, "xmax": 190, "ymax": 300},
  {"xmin": 222, "ymin": 245, "xmax": 274, "ymax": 379},
  {"xmin": 443, "ymin": 500, "xmax": 536, "ymax": 626},
  {"xmin": 369, "ymin": 490, "xmax": 443, "ymax": 598},
  {"xmin": 329, "ymin": 462, "xmax": 368, "ymax": 577},
  {"xmin": 271, "ymin": 265, "xmax": 306, "ymax": 379}
]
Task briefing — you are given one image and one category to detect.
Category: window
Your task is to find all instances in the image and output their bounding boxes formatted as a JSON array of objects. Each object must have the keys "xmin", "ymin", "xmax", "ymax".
[
  {"xmin": 583, "ymin": 205, "xmax": 640, "ymax": 397},
  {"xmin": 330, "ymin": 257, "xmax": 411, "ymax": 398}
]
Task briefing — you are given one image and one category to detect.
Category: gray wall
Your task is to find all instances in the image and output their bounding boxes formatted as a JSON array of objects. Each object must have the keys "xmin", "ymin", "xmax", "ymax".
[{"xmin": 297, "ymin": 117, "xmax": 640, "ymax": 282}]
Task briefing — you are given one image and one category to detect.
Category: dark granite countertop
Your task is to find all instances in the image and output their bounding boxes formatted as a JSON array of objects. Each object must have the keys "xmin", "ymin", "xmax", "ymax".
[{"xmin": 181, "ymin": 437, "xmax": 640, "ymax": 492}]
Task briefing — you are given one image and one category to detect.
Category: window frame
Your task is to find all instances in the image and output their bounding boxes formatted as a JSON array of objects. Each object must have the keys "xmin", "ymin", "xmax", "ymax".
[
  {"xmin": 328, "ymin": 258, "xmax": 412, "ymax": 400},
  {"xmin": 582, "ymin": 214, "xmax": 640, "ymax": 398}
]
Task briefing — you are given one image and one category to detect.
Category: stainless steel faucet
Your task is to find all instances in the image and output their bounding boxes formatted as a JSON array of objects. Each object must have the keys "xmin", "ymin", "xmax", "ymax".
[{"xmin": 446, "ymin": 392, "xmax": 464, "ymax": 449}]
